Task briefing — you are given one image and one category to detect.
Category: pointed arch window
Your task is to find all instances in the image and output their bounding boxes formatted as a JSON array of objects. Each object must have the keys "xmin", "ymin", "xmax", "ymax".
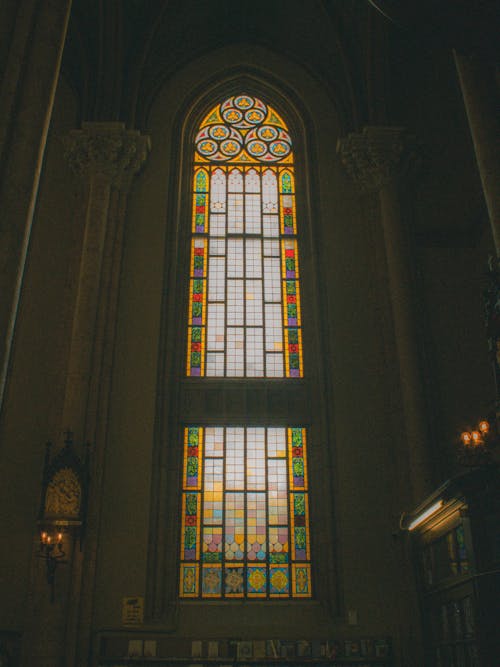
[
  {"xmin": 186, "ymin": 94, "xmax": 303, "ymax": 378},
  {"xmin": 180, "ymin": 94, "xmax": 311, "ymax": 599}
]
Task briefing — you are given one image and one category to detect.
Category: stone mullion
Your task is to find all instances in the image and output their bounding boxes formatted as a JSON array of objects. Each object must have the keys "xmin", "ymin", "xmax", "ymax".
[{"xmin": 338, "ymin": 126, "xmax": 432, "ymax": 503}]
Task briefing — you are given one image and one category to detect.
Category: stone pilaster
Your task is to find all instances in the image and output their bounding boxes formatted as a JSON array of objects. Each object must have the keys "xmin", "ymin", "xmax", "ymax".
[
  {"xmin": 61, "ymin": 123, "xmax": 150, "ymax": 436},
  {"xmin": 337, "ymin": 126, "xmax": 420, "ymax": 192},
  {"xmin": 338, "ymin": 126, "xmax": 432, "ymax": 503},
  {"xmin": 22, "ymin": 123, "xmax": 150, "ymax": 667}
]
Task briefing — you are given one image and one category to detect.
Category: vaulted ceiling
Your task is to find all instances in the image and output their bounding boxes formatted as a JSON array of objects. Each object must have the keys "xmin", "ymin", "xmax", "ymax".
[{"xmin": 60, "ymin": 0, "xmax": 495, "ymax": 244}]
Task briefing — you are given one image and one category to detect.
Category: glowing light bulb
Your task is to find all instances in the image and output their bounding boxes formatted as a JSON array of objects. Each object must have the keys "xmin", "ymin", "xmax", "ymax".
[
  {"xmin": 461, "ymin": 432, "xmax": 472, "ymax": 445},
  {"xmin": 479, "ymin": 420, "xmax": 489, "ymax": 434},
  {"xmin": 471, "ymin": 431, "xmax": 481, "ymax": 444}
]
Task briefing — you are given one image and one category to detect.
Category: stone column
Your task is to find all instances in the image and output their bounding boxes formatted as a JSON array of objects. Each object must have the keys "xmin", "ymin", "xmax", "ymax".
[
  {"xmin": 21, "ymin": 122, "xmax": 150, "ymax": 667},
  {"xmin": 0, "ymin": 0, "xmax": 72, "ymax": 413},
  {"xmin": 338, "ymin": 126, "xmax": 432, "ymax": 503},
  {"xmin": 453, "ymin": 51, "xmax": 500, "ymax": 255}
]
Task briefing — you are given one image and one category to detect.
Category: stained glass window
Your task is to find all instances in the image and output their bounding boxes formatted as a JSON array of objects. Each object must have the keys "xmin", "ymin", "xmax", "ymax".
[
  {"xmin": 186, "ymin": 94, "xmax": 303, "ymax": 378},
  {"xmin": 179, "ymin": 426, "xmax": 312, "ymax": 598}
]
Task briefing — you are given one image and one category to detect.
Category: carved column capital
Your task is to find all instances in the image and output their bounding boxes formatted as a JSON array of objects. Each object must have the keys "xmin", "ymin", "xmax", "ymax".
[
  {"xmin": 64, "ymin": 122, "xmax": 150, "ymax": 189},
  {"xmin": 337, "ymin": 126, "xmax": 421, "ymax": 192}
]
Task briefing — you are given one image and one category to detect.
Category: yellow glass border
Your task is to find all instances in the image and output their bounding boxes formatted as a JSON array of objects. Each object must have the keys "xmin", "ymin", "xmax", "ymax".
[
  {"xmin": 287, "ymin": 427, "xmax": 308, "ymax": 491},
  {"xmin": 188, "ymin": 276, "xmax": 207, "ymax": 326},
  {"xmin": 186, "ymin": 325, "xmax": 206, "ymax": 377},
  {"xmin": 279, "ymin": 192, "xmax": 297, "ymax": 236},
  {"xmin": 281, "ymin": 238, "xmax": 300, "ymax": 281},
  {"xmin": 180, "ymin": 491, "xmax": 201, "ymax": 562},
  {"xmin": 182, "ymin": 427, "xmax": 203, "ymax": 491},
  {"xmin": 279, "ymin": 167, "xmax": 295, "ymax": 193},
  {"xmin": 179, "ymin": 563, "xmax": 199, "ymax": 598},
  {"xmin": 192, "ymin": 193, "xmax": 208, "ymax": 235},
  {"xmin": 291, "ymin": 563, "xmax": 312, "ymax": 598},
  {"xmin": 284, "ymin": 327, "xmax": 303, "ymax": 378},
  {"xmin": 193, "ymin": 166, "xmax": 209, "ymax": 192},
  {"xmin": 189, "ymin": 237, "xmax": 208, "ymax": 281},
  {"xmin": 289, "ymin": 493, "xmax": 310, "ymax": 562}
]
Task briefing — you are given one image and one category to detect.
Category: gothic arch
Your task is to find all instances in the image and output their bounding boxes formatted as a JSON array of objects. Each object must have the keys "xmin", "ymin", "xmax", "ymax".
[{"xmin": 145, "ymin": 62, "xmax": 339, "ymax": 631}]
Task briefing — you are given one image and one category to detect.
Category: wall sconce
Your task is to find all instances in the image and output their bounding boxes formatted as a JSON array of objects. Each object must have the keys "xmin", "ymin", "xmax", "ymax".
[
  {"xmin": 38, "ymin": 431, "xmax": 90, "ymax": 602},
  {"xmin": 38, "ymin": 530, "xmax": 67, "ymax": 603},
  {"xmin": 458, "ymin": 415, "xmax": 498, "ymax": 467}
]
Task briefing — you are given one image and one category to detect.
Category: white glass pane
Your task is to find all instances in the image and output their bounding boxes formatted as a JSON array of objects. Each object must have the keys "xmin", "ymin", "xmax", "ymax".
[
  {"xmin": 246, "ymin": 280, "xmax": 263, "ymax": 326},
  {"xmin": 245, "ymin": 168, "xmax": 260, "ymax": 193},
  {"xmin": 263, "ymin": 214, "xmax": 279, "ymax": 237},
  {"xmin": 227, "ymin": 280, "xmax": 244, "ymax": 326},
  {"xmin": 227, "ymin": 239, "xmax": 244, "ymax": 277},
  {"xmin": 207, "ymin": 303, "xmax": 225, "ymax": 351},
  {"xmin": 206, "ymin": 352, "xmax": 224, "ymax": 376},
  {"xmin": 246, "ymin": 328, "xmax": 264, "ymax": 377},
  {"xmin": 262, "ymin": 169, "xmax": 278, "ymax": 213},
  {"xmin": 246, "ymin": 428, "xmax": 266, "ymax": 489},
  {"xmin": 267, "ymin": 427, "xmax": 286, "ymax": 457},
  {"xmin": 227, "ymin": 194, "xmax": 243, "ymax": 233},
  {"xmin": 266, "ymin": 352, "xmax": 284, "ymax": 377},
  {"xmin": 209, "ymin": 238, "xmax": 225, "ymax": 256},
  {"xmin": 228, "ymin": 168, "xmax": 243, "ymax": 192},
  {"xmin": 225, "ymin": 427, "xmax": 245, "ymax": 489},
  {"xmin": 203, "ymin": 459, "xmax": 223, "ymax": 525},
  {"xmin": 209, "ymin": 214, "xmax": 226, "ymax": 236},
  {"xmin": 263, "ymin": 239, "xmax": 280, "ymax": 256},
  {"xmin": 245, "ymin": 239, "xmax": 262, "ymax": 278},
  {"xmin": 210, "ymin": 168, "xmax": 226, "ymax": 212},
  {"xmin": 263, "ymin": 257, "xmax": 281, "ymax": 302},
  {"xmin": 208, "ymin": 257, "xmax": 225, "ymax": 301},
  {"xmin": 205, "ymin": 427, "xmax": 224, "ymax": 457},
  {"xmin": 245, "ymin": 193, "xmax": 261, "ymax": 234},
  {"xmin": 265, "ymin": 303, "xmax": 283, "ymax": 351},
  {"xmin": 226, "ymin": 328, "xmax": 244, "ymax": 376},
  {"xmin": 268, "ymin": 459, "xmax": 288, "ymax": 524}
]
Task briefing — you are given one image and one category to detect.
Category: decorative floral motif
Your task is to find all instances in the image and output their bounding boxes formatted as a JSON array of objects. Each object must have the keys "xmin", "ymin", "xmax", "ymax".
[
  {"xmin": 225, "ymin": 567, "xmax": 244, "ymax": 593},
  {"xmin": 248, "ymin": 567, "xmax": 266, "ymax": 592}
]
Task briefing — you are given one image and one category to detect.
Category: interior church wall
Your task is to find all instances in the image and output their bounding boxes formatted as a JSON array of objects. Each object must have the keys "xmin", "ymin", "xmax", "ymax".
[
  {"xmin": 93, "ymin": 43, "xmax": 419, "ymax": 651},
  {"xmin": 0, "ymin": 75, "xmax": 80, "ymax": 627},
  {"xmin": 0, "ymin": 3, "xmax": 496, "ymax": 665},
  {"xmin": 388, "ymin": 34, "xmax": 496, "ymax": 472}
]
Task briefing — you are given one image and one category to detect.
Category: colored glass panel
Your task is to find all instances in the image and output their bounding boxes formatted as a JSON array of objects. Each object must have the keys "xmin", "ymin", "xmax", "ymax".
[
  {"xmin": 179, "ymin": 426, "xmax": 311, "ymax": 599},
  {"xmin": 180, "ymin": 563, "xmax": 199, "ymax": 597},
  {"xmin": 187, "ymin": 95, "xmax": 303, "ymax": 378},
  {"xmin": 202, "ymin": 565, "xmax": 222, "ymax": 597},
  {"xmin": 292, "ymin": 564, "xmax": 311, "ymax": 597}
]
